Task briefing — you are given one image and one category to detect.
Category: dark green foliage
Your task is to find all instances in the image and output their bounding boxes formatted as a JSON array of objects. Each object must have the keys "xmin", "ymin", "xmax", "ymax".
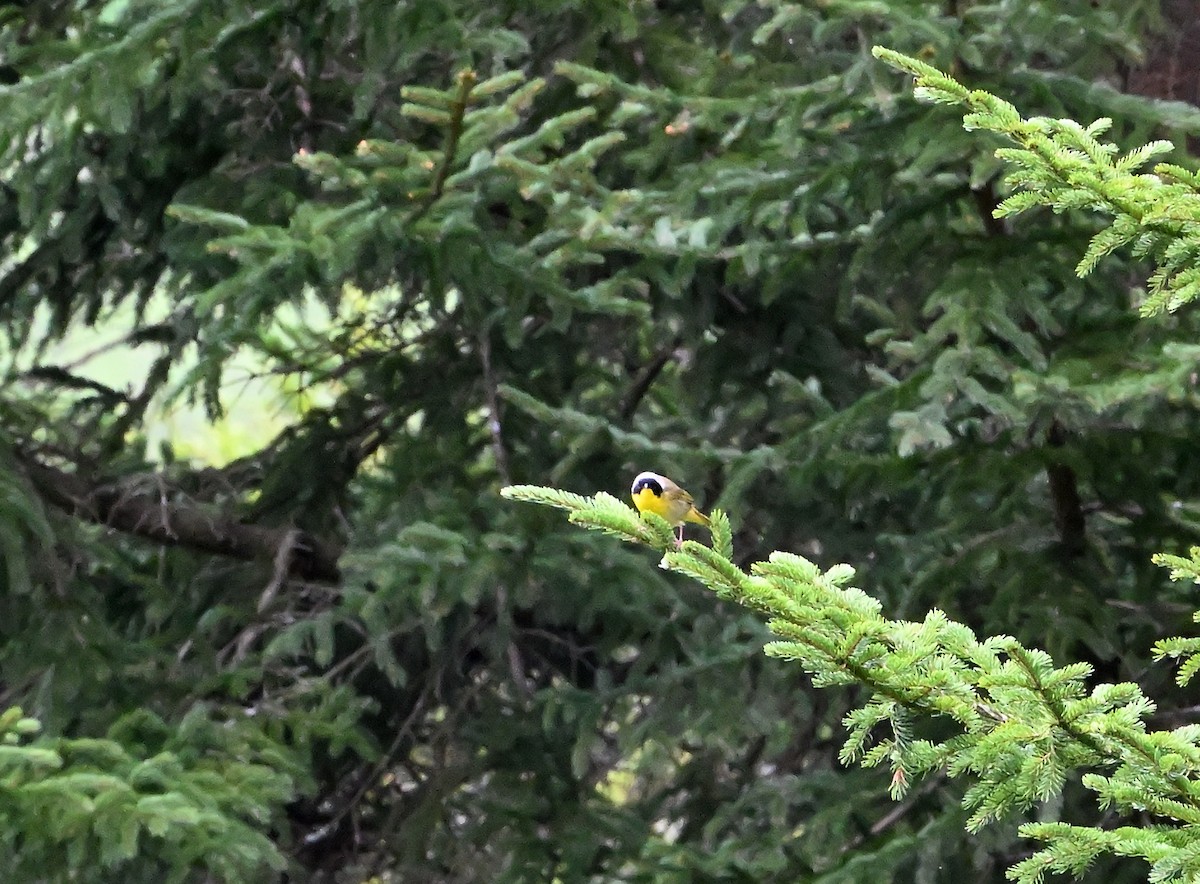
[
  {"xmin": 0, "ymin": 705, "xmax": 292, "ymax": 881},
  {"xmin": 513, "ymin": 46, "xmax": 1200, "ymax": 878},
  {"xmin": 1, "ymin": 0, "xmax": 1198, "ymax": 881}
]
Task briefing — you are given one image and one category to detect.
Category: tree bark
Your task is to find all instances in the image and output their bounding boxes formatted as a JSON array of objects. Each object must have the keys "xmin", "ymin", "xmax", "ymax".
[{"xmin": 19, "ymin": 455, "xmax": 342, "ymax": 583}]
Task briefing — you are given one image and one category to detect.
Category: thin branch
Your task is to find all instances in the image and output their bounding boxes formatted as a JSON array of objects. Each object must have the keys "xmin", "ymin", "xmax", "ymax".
[
  {"xmin": 19, "ymin": 366, "xmax": 127, "ymax": 402},
  {"xmin": 100, "ymin": 352, "xmax": 174, "ymax": 459},
  {"xmin": 841, "ymin": 772, "xmax": 949, "ymax": 854},
  {"xmin": 410, "ymin": 68, "xmax": 476, "ymax": 222},
  {"xmin": 970, "ymin": 180, "xmax": 1009, "ymax": 238},
  {"xmin": 479, "ymin": 333, "xmax": 512, "ymax": 484},
  {"xmin": 19, "ymin": 453, "xmax": 342, "ymax": 583},
  {"xmin": 619, "ymin": 337, "xmax": 680, "ymax": 420},
  {"xmin": 259, "ymin": 527, "xmax": 304, "ymax": 612}
]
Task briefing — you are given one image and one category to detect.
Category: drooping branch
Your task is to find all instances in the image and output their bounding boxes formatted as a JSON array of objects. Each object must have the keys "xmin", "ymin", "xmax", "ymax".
[{"xmin": 18, "ymin": 454, "xmax": 342, "ymax": 583}]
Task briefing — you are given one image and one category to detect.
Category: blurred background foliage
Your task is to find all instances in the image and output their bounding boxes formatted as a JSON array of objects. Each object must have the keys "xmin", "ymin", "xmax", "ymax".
[{"xmin": 1, "ymin": 0, "xmax": 1199, "ymax": 879}]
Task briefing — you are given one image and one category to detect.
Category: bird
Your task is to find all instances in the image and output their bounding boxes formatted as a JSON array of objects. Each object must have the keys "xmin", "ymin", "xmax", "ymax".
[{"xmin": 630, "ymin": 471, "xmax": 710, "ymax": 546}]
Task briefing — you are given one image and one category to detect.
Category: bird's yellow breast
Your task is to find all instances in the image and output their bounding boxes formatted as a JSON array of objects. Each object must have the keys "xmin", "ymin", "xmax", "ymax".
[{"xmin": 632, "ymin": 486, "xmax": 673, "ymax": 520}]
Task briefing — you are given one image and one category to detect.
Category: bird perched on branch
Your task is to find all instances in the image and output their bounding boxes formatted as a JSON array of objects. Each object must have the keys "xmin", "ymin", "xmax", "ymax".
[{"xmin": 630, "ymin": 471, "xmax": 710, "ymax": 547}]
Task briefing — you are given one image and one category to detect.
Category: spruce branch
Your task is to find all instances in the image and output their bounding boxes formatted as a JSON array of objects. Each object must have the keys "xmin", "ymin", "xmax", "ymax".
[
  {"xmin": 506, "ymin": 483, "xmax": 1200, "ymax": 875},
  {"xmin": 501, "ymin": 485, "xmax": 671, "ymax": 548},
  {"xmin": 874, "ymin": 46, "xmax": 1200, "ymax": 315},
  {"xmin": 1152, "ymin": 550, "xmax": 1200, "ymax": 687},
  {"xmin": 570, "ymin": 492, "xmax": 668, "ymax": 546},
  {"xmin": 403, "ymin": 67, "xmax": 476, "ymax": 218}
]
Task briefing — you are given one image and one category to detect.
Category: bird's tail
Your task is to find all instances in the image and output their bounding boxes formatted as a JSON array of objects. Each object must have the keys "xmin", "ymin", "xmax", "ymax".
[{"xmin": 686, "ymin": 507, "xmax": 710, "ymax": 527}]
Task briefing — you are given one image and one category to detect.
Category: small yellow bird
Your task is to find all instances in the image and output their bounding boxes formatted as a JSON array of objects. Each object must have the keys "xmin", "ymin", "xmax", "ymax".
[{"xmin": 630, "ymin": 471, "xmax": 710, "ymax": 546}]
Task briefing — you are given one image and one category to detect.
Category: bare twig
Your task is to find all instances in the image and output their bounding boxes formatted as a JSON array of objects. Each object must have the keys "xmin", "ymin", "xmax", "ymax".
[
  {"xmin": 479, "ymin": 333, "xmax": 512, "ymax": 484},
  {"xmin": 19, "ymin": 366, "xmax": 126, "ymax": 401},
  {"xmin": 259, "ymin": 528, "xmax": 304, "ymax": 612},
  {"xmin": 841, "ymin": 772, "xmax": 948, "ymax": 854},
  {"xmin": 619, "ymin": 336, "xmax": 680, "ymax": 420}
]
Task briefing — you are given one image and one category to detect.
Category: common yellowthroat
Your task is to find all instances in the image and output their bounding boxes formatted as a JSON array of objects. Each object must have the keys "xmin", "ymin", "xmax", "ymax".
[{"xmin": 630, "ymin": 471, "xmax": 710, "ymax": 546}]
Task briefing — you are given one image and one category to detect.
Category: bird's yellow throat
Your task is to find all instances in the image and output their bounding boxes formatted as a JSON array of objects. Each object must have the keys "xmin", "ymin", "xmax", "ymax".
[{"xmin": 632, "ymin": 486, "xmax": 671, "ymax": 519}]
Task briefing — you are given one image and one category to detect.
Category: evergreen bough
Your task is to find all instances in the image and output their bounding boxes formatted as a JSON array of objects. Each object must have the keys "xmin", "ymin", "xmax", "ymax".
[
  {"xmin": 873, "ymin": 47, "xmax": 1200, "ymax": 317},
  {"xmin": 505, "ymin": 51, "xmax": 1200, "ymax": 883},
  {"xmin": 0, "ymin": 705, "xmax": 293, "ymax": 881}
]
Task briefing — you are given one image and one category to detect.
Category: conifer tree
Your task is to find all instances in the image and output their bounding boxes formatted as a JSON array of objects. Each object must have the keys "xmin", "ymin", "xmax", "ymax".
[
  {"xmin": 509, "ymin": 42, "xmax": 1200, "ymax": 883},
  {"xmin": 0, "ymin": 1, "xmax": 1197, "ymax": 880}
]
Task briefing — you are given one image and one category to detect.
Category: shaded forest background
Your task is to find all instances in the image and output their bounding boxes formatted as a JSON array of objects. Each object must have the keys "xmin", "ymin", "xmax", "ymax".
[{"xmin": 3, "ymin": 0, "xmax": 1200, "ymax": 880}]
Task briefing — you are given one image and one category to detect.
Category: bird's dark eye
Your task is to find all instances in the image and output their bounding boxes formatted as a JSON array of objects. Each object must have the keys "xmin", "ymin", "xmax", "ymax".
[{"xmin": 633, "ymin": 477, "xmax": 663, "ymax": 496}]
